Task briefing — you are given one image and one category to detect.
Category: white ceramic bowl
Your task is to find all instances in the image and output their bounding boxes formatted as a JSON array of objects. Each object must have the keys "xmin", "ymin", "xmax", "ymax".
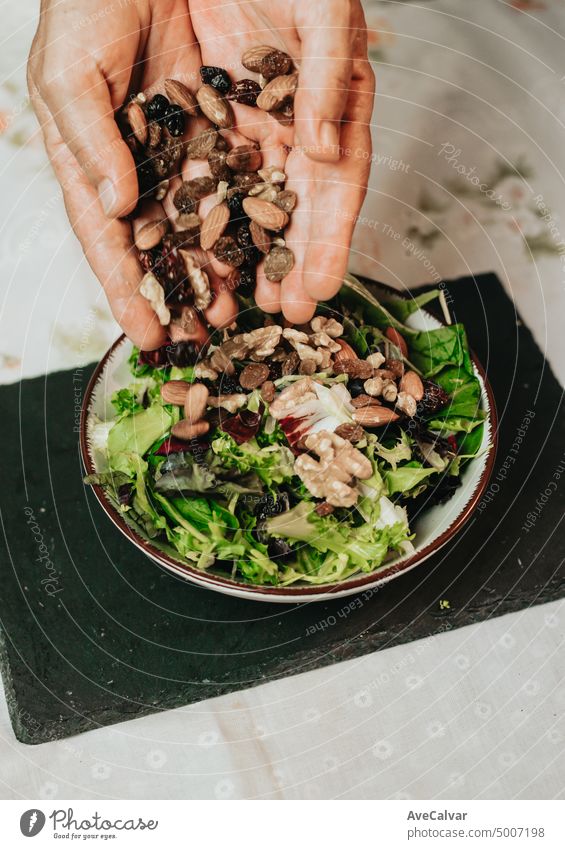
[{"xmin": 81, "ymin": 278, "xmax": 497, "ymax": 603}]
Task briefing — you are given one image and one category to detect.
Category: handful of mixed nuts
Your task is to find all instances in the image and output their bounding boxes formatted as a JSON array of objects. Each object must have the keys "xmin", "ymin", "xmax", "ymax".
[{"xmin": 121, "ymin": 45, "xmax": 300, "ymax": 366}]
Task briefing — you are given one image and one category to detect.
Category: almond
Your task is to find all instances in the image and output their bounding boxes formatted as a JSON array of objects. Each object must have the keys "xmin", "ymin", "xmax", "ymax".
[
  {"xmin": 333, "ymin": 339, "xmax": 358, "ymax": 363},
  {"xmin": 161, "ymin": 380, "xmax": 192, "ymax": 406},
  {"xmin": 385, "ymin": 326, "xmax": 408, "ymax": 357},
  {"xmin": 126, "ymin": 100, "xmax": 147, "ymax": 145},
  {"xmin": 172, "ymin": 419, "xmax": 210, "ymax": 440},
  {"xmin": 351, "ymin": 394, "xmax": 381, "ymax": 408},
  {"xmin": 399, "ymin": 370, "xmax": 424, "ymax": 401},
  {"xmin": 256, "ymin": 73, "xmax": 298, "ymax": 112},
  {"xmin": 164, "ymin": 79, "xmax": 199, "ymax": 116},
  {"xmin": 352, "ymin": 407, "xmax": 400, "ymax": 426},
  {"xmin": 241, "ymin": 44, "xmax": 277, "ymax": 73},
  {"xmin": 242, "ymin": 197, "xmax": 288, "ymax": 231},
  {"xmin": 200, "ymin": 202, "xmax": 230, "ymax": 251},
  {"xmin": 249, "ymin": 220, "xmax": 270, "ymax": 254},
  {"xmin": 134, "ymin": 218, "xmax": 168, "ymax": 251},
  {"xmin": 196, "ymin": 84, "xmax": 233, "ymax": 129},
  {"xmin": 184, "ymin": 383, "xmax": 209, "ymax": 423}
]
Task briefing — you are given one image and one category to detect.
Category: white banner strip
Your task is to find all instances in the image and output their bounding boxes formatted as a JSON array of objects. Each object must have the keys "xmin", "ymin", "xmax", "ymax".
[{"xmin": 2, "ymin": 800, "xmax": 563, "ymax": 847}]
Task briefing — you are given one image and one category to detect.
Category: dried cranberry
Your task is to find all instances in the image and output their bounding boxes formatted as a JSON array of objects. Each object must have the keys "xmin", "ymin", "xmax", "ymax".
[
  {"xmin": 154, "ymin": 437, "xmax": 190, "ymax": 456},
  {"xmin": 227, "ymin": 191, "xmax": 246, "ymax": 220},
  {"xmin": 164, "ymin": 104, "xmax": 185, "ymax": 137},
  {"xmin": 138, "ymin": 347, "xmax": 169, "ymax": 368},
  {"xmin": 228, "ymin": 78, "xmax": 261, "ymax": 107},
  {"xmin": 417, "ymin": 380, "xmax": 450, "ymax": 416},
  {"xmin": 237, "ymin": 266, "xmax": 255, "ymax": 297},
  {"xmin": 200, "ymin": 65, "xmax": 231, "ymax": 95},
  {"xmin": 146, "ymin": 94, "xmax": 170, "ymax": 123},
  {"xmin": 166, "ymin": 341, "xmax": 199, "ymax": 367}
]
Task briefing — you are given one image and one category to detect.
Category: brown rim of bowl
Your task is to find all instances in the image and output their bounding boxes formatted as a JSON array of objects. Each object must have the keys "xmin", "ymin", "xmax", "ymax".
[{"xmin": 80, "ymin": 292, "xmax": 498, "ymax": 599}]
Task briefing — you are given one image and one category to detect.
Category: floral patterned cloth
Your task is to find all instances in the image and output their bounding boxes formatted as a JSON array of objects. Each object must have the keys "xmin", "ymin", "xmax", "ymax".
[{"xmin": 0, "ymin": 0, "xmax": 563, "ymax": 800}]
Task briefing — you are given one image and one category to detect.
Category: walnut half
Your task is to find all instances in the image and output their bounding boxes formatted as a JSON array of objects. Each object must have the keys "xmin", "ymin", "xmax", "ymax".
[{"xmin": 294, "ymin": 429, "xmax": 373, "ymax": 507}]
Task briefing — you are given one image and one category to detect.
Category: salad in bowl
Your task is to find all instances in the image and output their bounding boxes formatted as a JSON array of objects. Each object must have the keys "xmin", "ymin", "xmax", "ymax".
[{"xmin": 82, "ymin": 275, "xmax": 496, "ymax": 601}]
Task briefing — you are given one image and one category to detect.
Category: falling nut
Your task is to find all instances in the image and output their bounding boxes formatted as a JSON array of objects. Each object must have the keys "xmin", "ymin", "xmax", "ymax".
[
  {"xmin": 226, "ymin": 144, "xmax": 262, "ymax": 173},
  {"xmin": 200, "ymin": 202, "xmax": 230, "ymax": 251},
  {"xmin": 256, "ymin": 73, "xmax": 298, "ymax": 112},
  {"xmin": 184, "ymin": 383, "xmax": 209, "ymax": 423},
  {"xmin": 164, "ymin": 79, "xmax": 199, "ymax": 116},
  {"xmin": 134, "ymin": 218, "xmax": 169, "ymax": 251},
  {"xmin": 172, "ymin": 419, "xmax": 210, "ymax": 440},
  {"xmin": 399, "ymin": 370, "xmax": 424, "ymax": 401},
  {"xmin": 333, "ymin": 338, "xmax": 358, "ymax": 363},
  {"xmin": 126, "ymin": 100, "xmax": 147, "ymax": 145},
  {"xmin": 242, "ymin": 197, "xmax": 289, "ymax": 231},
  {"xmin": 196, "ymin": 84, "xmax": 234, "ymax": 129},
  {"xmin": 385, "ymin": 326, "xmax": 408, "ymax": 358},
  {"xmin": 352, "ymin": 407, "xmax": 400, "ymax": 426},
  {"xmin": 161, "ymin": 380, "xmax": 192, "ymax": 406},
  {"xmin": 249, "ymin": 220, "xmax": 271, "ymax": 254}
]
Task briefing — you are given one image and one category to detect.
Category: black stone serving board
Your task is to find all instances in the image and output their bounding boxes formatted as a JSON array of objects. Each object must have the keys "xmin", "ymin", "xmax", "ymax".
[{"xmin": 1, "ymin": 274, "xmax": 563, "ymax": 744}]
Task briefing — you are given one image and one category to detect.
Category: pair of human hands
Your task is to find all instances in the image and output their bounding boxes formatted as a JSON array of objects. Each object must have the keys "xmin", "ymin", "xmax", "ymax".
[{"xmin": 28, "ymin": 0, "xmax": 375, "ymax": 350}]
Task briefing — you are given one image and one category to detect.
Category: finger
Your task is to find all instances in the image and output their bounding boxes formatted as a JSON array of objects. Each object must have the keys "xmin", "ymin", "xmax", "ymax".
[
  {"xmin": 34, "ymin": 93, "xmax": 165, "ymax": 350},
  {"xmin": 294, "ymin": 0, "xmax": 355, "ymax": 161},
  {"xmin": 302, "ymin": 81, "xmax": 373, "ymax": 303},
  {"xmin": 205, "ymin": 276, "xmax": 239, "ymax": 328},
  {"xmin": 254, "ymin": 266, "xmax": 281, "ymax": 314},
  {"xmin": 38, "ymin": 52, "xmax": 138, "ymax": 218}
]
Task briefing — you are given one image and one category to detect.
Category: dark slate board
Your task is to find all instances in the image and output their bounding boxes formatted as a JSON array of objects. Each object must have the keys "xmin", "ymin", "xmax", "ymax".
[{"xmin": 1, "ymin": 274, "xmax": 563, "ymax": 744}]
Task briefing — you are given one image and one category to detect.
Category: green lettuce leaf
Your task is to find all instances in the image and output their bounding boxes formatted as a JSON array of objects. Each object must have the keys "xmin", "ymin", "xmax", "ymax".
[
  {"xmin": 408, "ymin": 324, "xmax": 469, "ymax": 377},
  {"xmin": 384, "ymin": 462, "xmax": 439, "ymax": 496},
  {"xmin": 385, "ymin": 289, "xmax": 441, "ymax": 323},
  {"xmin": 374, "ymin": 431, "xmax": 412, "ymax": 470},
  {"xmin": 211, "ymin": 433, "xmax": 295, "ymax": 486},
  {"xmin": 107, "ymin": 405, "xmax": 173, "ymax": 473}
]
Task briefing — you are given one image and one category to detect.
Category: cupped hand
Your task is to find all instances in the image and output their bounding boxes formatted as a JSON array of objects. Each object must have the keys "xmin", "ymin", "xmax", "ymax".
[
  {"xmin": 190, "ymin": 0, "xmax": 375, "ymax": 323},
  {"xmin": 27, "ymin": 0, "xmax": 216, "ymax": 350}
]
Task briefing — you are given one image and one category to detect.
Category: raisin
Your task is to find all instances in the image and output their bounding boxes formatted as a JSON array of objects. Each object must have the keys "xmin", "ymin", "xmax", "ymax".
[
  {"xmin": 268, "ymin": 537, "xmax": 294, "ymax": 561},
  {"xmin": 348, "ymin": 378, "xmax": 365, "ymax": 398},
  {"xmin": 135, "ymin": 154, "xmax": 157, "ymax": 199},
  {"xmin": 240, "ymin": 363, "xmax": 270, "ymax": 389},
  {"xmin": 244, "ymin": 245, "xmax": 261, "ymax": 266},
  {"xmin": 208, "ymin": 148, "xmax": 231, "ymax": 181},
  {"xmin": 268, "ymin": 362, "xmax": 283, "ymax": 380},
  {"xmin": 260, "ymin": 50, "xmax": 292, "ymax": 80},
  {"xmin": 237, "ymin": 266, "xmax": 255, "ymax": 297},
  {"xmin": 164, "ymin": 104, "xmax": 185, "ymax": 137},
  {"xmin": 213, "ymin": 236, "xmax": 245, "ymax": 267},
  {"xmin": 236, "ymin": 223, "xmax": 253, "ymax": 248},
  {"xmin": 146, "ymin": 94, "xmax": 170, "ymax": 122},
  {"xmin": 166, "ymin": 341, "xmax": 200, "ymax": 367},
  {"xmin": 254, "ymin": 493, "xmax": 289, "ymax": 522},
  {"xmin": 216, "ymin": 374, "xmax": 243, "ymax": 395},
  {"xmin": 199, "ymin": 65, "xmax": 231, "ymax": 95},
  {"xmin": 227, "ymin": 191, "xmax": 246, "ymax": 219},
  {"xmin": 173, "ymin": 184, "xmax": 197, "ymax": 214},
  {"xmin": 228, "ymin": 78, "xmax": 261, "ymax": 106}
]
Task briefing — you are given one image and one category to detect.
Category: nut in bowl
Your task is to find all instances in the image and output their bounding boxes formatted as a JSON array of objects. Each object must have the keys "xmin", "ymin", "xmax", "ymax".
[{"xmin": 81, "ymin": 276, "xmax": 497, "ymax": 603}]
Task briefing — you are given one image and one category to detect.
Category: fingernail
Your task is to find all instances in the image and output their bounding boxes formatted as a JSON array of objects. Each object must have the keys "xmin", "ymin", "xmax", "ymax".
[
  {"xmin": 319, "ymin": 121, "xmax": 339, "ymax": 155},
  {"xmin": 98, "ymin": 178, "xmax": 117, "ymax": 217}
]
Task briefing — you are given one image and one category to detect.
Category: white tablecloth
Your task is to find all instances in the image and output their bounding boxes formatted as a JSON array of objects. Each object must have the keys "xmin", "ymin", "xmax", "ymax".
[{"xmin": 0, "ymin": 0, "xmax": 563, "ymax": 799}]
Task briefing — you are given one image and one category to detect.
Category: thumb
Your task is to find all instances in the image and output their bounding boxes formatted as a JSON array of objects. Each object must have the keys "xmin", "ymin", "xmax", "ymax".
[
  {"xmin": 40, "ymin": 54, "xmax": 138, "ymax": 217},
  {"xmin": 294, "ymin": 1, "xmax": 354, "ymax": 162}
]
